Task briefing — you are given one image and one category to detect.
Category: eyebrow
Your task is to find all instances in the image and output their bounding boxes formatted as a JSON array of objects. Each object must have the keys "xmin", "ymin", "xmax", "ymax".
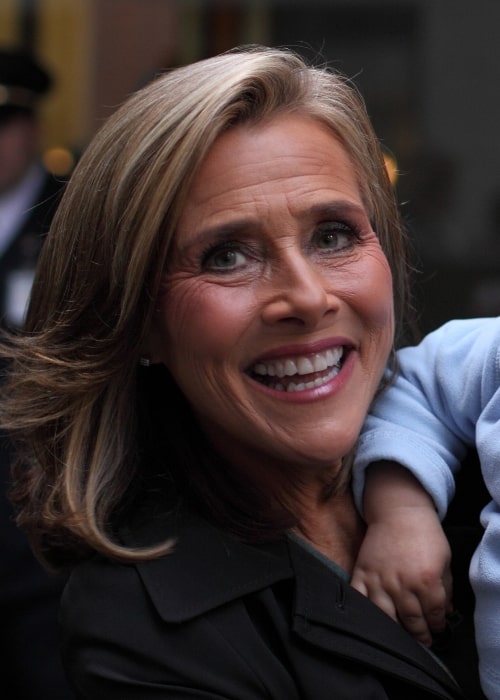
[
  {"xmin": 176, "ymin": 200, "xmax": 369, "ymax": 251},
  {"xmin": 307, "ymin": 201, "xmax": 368, "ymax": 221},
  {"xmin": 176, "ymin": 219, "xmax": 256, "ymax": 253}
]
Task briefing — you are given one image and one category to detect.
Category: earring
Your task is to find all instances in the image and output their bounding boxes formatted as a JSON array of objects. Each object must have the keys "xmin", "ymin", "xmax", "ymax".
[{"xmin": 139, "ymin": 356, "xmax": 151, "ymax": 367}]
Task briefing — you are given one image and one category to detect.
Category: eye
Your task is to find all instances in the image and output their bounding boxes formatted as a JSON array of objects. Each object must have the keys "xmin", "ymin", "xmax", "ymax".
[
  {"xmin": 202, "ymin": 243, "xmax": 248, "ymax": 272},
  {"xmin": 315, "ymin": 222, "xmax": 356, "ymax": 252}
]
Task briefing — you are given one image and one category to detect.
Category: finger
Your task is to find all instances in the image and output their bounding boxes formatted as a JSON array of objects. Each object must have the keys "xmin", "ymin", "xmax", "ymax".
[
  {"xmin": 423, "ymin": 603, "xmax": 448, "ymax": 633},
  {"xmin": 396, "ymin": 595, "xmax": 433, "ymax": 646},
  {"xmin": 365, "ymin": 588, "xmax": 399, "ymax": 623},
  {"xmin": 350, "ymin": 578, "xmax": 369, "ymax": 598},
  {"xmin": 417, "ymin": 581, "xmax": 451, "ymax": 633},
  {"xmin": 350, "ymin": 569, "xmax": 370, "ymax": 598},
  {"xmin": 399, "ymin": 614, "xmax": 432, "ymax": 647},
  {"xmin": 365, "ymin": 582, "xmax": 434, "ymax": 645}
]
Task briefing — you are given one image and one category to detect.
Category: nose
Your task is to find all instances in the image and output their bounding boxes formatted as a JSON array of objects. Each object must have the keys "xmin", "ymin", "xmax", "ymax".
[{"xmin": 261, "ymin": 251, "xmax": 336, "ymax": 328}]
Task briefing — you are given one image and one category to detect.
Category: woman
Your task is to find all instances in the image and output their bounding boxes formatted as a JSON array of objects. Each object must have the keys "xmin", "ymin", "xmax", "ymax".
[{"xmin": 0, "ymin": 46, "xmax": 467, "ymax": 698}]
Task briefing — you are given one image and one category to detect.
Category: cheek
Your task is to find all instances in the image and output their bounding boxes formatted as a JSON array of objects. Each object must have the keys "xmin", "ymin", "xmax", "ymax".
[
  {"xmin": 363, "ymin": 255, "xmax": 394, "ymax": 330},
  {"xmin": 156, "ymin": 279, "xmax": 257, "ymax": 369},
  {"xmin": 339, "ymin": 248, "xmax": 394, "ymax": 332},
  {"xmin": 360, "ymin": 253, "xmax": 395, "ymax": 373}
]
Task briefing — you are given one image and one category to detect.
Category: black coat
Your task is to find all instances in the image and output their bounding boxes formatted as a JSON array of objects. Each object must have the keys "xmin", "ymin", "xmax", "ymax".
[{"xmin": 60, "ymin": 503, "xmax": 471, "ymax": 699}]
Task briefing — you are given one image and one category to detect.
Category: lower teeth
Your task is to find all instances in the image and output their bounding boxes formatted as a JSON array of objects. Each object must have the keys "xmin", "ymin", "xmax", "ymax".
[{"xmin": 259, "ymin": 364, "xmax": 340, "ymax": 392}]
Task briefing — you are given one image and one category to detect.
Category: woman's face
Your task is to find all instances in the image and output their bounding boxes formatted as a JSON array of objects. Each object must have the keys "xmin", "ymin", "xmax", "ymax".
[{"xmin": 150, "ymin": 114, "xmax": 394, "ymax": 476}]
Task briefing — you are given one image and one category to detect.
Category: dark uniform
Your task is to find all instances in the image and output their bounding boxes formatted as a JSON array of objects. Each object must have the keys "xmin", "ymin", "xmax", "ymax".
[{"xmin": 0, "ymin": 48, "xmax": 72, "ymax": 699}]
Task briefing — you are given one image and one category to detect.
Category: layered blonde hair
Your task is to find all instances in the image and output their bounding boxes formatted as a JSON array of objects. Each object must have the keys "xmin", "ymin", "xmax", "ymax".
[{"xmin": 0, "ymin": 45, "xmax": 409, "ymax": 568}]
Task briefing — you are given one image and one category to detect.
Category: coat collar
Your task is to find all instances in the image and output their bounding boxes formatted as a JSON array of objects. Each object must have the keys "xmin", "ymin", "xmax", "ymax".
[
  {"xmin": 121, "ymin": 505, "xmax": 464, "ymax": 699},
  {"xmin": 121, "ymin": 505, "xmax": 294, "ymax": 622}
]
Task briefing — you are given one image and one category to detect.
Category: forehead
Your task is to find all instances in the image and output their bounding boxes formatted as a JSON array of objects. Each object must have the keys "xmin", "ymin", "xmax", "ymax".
[{"xmin": 177, "ymin": 114, "xmax": 365, "ymax": 232}]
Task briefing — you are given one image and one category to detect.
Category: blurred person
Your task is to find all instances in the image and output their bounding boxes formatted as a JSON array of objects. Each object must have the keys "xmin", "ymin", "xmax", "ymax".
[
  {"xmin": 0, "ymin": 47, "xmax": 71, "ymax": 699},
  {"xmin": 0, "ymin": 47, "xmax": 65, "ymax": 326}
]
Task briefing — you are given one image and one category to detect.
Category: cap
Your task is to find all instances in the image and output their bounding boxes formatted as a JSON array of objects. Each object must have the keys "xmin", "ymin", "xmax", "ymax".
[{"xmin": 0, "ymin": 48, "xmax": 52, "ymax": 113}]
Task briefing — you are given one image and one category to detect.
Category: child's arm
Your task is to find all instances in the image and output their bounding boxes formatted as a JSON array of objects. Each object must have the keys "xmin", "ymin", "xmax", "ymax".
[{"xmin": 351, "ymin": 461, "xmax": 453, "ymax": 647}]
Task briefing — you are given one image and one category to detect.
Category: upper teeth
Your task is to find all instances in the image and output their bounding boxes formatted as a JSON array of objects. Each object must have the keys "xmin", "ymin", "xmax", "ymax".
[{"xmin": 252, "ymin": 347, "xmax": 343, "ymax": 378}]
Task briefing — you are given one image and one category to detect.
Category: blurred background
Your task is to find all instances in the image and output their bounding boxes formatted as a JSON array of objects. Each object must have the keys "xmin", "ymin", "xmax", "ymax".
[{"xmin": 2, "ymin": 0, "xmax": 500, "ymax": 334}]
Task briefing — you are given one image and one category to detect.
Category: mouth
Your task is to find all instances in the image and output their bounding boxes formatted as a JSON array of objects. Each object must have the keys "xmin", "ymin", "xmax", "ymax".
[{"xmin": 247, "ymin": 346, "xmax": 345, "ymax": 393}]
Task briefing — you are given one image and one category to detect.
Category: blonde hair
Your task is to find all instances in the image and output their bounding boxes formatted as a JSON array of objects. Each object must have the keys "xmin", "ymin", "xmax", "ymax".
[{"xmin": 0, "ymin": 45, "xmax": 408, "ymax": 568}]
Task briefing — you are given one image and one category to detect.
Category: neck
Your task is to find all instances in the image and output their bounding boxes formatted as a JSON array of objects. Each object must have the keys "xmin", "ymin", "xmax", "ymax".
[{"xmin": 294, "ymin": 484, "xmax": 365, "ymax": 573}]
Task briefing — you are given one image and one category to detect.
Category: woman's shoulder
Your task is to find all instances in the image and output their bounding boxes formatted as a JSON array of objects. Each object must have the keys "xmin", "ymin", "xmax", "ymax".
[
  {"xmin": 59, "ymin": 514, "xmax": 300, "ymax": 698},
  {"xmin": 63, "ymin": 506, "xmax": 294, "ymax": 624},
  {"xmin": 60, "ymin": 548, "xmax": 300, "ymax": 699}
]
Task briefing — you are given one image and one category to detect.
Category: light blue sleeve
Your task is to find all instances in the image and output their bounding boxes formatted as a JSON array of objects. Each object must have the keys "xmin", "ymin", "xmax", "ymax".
[{"xmin": 353, "ymin": 317, "xmax": 500, "ymax": 519}]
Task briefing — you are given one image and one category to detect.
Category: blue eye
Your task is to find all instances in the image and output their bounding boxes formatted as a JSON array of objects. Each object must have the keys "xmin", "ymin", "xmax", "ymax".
[
  {"xmin": 316, "ymin": 222, "xmax": 355, "ymax": 251},
  {"xmin": 202, "ymin": 245, "xmax": 247, "ymax": 272}
]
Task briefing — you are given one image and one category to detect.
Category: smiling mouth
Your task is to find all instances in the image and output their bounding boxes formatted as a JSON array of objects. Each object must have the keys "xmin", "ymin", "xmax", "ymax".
[{"xmin": 247, "ymin": 347, "xmax": 345, "ymax": 393}]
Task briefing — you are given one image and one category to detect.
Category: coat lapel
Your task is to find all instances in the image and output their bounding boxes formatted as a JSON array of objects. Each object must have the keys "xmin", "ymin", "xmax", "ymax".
[
  {"xmin": 129, "ymin": 508, "xmax": 294, "ymax": 622},
  {"xmin": 288, "ymin": 540, "xmax": 464, "ymax": 698}
]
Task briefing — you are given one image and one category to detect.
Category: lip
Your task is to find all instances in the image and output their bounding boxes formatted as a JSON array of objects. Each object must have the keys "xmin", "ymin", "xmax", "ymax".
[
  {"xmin": 244, "ymin": 337, "xmax": 355, "ymax": 403},
  {"xmin": 248, "ymin": 337, "xmax": 353, "ymax": 362}
]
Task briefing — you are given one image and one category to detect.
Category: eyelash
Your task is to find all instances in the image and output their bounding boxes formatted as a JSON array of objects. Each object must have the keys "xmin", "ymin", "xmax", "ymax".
[
  {"xmin": 200, "ymin": 241, "xmax": 250, "ymax": 272},
  {"xmin": 312, "ymin": 221, "xmax": 360, "ymax": 249},
  {"xmin": 200, "ymin": 221, "xmax": 361, "ymax": 272}
]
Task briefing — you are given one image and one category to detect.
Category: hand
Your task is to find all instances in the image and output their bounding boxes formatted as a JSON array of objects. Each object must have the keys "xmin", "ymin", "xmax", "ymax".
[{"xmin": 351, "ymin": 505, "xmax": 453, "ymax": 647}]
